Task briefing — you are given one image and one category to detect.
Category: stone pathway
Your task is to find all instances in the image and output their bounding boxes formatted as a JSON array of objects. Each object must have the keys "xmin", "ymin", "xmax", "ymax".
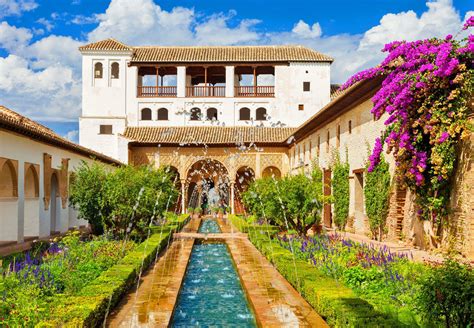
[
  {"xmin": 106, "ymin": 217, "xmax": 328, "ymax": 327},
  {"xmin": 227, "ymin": 237, "xmax": 328, "ymax": 327}
]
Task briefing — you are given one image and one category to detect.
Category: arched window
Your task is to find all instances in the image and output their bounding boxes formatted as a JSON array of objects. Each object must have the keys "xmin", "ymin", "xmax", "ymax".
[
  {"xmin": 94, "ymin": 62, "xmax": 103, "ymax": 79},
  {"xmin": 111, "ymin": 62, "xmax": 119, "ymax": 79},
  {"xmin": 239, "ymin": 107, "xmax": 250, "ymax": 120},
  {"xmin": 256, "ymin": 107, "xmax": 267, "ymax": 121},
  {"xmin": 207, "ymin": 108, "xmax": 218, "ymax": 121},
  {"xmin": 190, "ymin": 107, "xmax": 201, "ymax": 121},
  {"xmin": 24, "ymin": 165, "xmax": 39, "ymax": 198},
  {"xmin": 158, "ymin": 108, "xmax": 168, "ymax": 121},
  {"xmin": 141, "ymin": 107, "xmax": 152, "ymax": 120},
  {"xmin": 0, "ymin": 160, "xmax": 17, "ymax": 198},
  {"xmin": 262, "ymin": 166, "xmax": 281, "ymax": 179}
]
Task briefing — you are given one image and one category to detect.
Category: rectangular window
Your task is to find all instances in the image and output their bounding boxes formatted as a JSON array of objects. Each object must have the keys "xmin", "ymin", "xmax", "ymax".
[
  {"xmin": 298, "ymin": 104, "xmax": 304, "ymax": 111},
  {"xmin": 99, "ymin": 125, "xmax": 113, "ymax": 135},
  {"xmin": 303, "ymin": 82, "xmax": 310, "ymax": 92},
  {"xmin": 337, "ymin": 125, "xmax": 341, "ymax": 148},
  {"xmin": 348, "ymin": 120, "xmax": 352, "ymax": 134},
  {"xmin": 326, "ymin": 130, "xmax": 330, "ymax": 153},
  {"xmin": 317, "ymin": 135, "xmax": 320, "ymax": 157}
]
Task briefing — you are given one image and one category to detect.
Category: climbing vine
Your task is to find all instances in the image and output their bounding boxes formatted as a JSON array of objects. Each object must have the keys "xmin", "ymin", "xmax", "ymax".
[
  {"xmin": 364, "ymin": 150, "xmax": 391, "ymax": 241},
  {"xmin": 341, "ymin": 18, "xmax": 474, "ymax": 227},
  {"xmin": 332, "ymin": 152, "xmax": 350, "ymax": 230}
]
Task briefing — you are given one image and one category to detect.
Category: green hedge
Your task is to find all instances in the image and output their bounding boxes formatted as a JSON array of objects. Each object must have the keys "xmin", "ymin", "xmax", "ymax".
[
  {"xmin": 37, "ymin": 214, "xmax": 189, "ymax": 327},
  {"xmin": 249, "ymin": 233, "xmax": 411, "ymax": 327}
]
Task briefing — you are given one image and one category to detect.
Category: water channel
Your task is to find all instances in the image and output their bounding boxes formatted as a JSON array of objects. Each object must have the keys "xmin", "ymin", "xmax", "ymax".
[{"xmin": 170, "ymin": 218, "xmax": 256, "ymax": 327}]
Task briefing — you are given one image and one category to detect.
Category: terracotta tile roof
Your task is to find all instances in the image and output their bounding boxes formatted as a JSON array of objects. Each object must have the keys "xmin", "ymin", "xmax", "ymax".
[
  {"xmin": 79, "ymin": 39, "xmax": 333, "ymax": 63},
  {"xmin": 131, "ymin": 45, "xmax": 333, "ymax": 63},
  {"xmin": 122, "ymin": 126, "xmax": 296, "ymax": 145},
  {"xmin": 330, "ymin": 84, "xmax": 343, "ymax": 100},
  {"xmin": 0, "ymin": 106, "xmax": 122, "ymax": 165},
  {"xmin": 79, "ymin": 38, "xmax": 132, "ymax": 52}
]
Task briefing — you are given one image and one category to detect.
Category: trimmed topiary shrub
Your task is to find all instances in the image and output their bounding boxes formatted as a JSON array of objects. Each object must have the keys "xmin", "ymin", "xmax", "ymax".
[
  {"xmin": 331, "ymin": 152, "xmax": 350, "ymax": 230},
  {"xmin": 364, "ymin": 150, "xmax": 391, "ymax": 240}
]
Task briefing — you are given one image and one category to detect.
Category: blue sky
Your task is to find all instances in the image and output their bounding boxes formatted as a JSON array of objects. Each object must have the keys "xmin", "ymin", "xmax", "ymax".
[{"xmin": 0, "ymin": 0, "xmax": 472, "ymax": 142}]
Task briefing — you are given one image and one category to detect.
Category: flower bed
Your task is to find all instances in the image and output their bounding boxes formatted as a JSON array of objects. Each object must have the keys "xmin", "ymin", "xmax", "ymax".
[
  {"xmin": 235, "ymin": 216, "xmax": 473, "ymax": 327},
  {"xmin": 249, "ymin": 232, "xmax": 404, "ymax": 327},
  {"xmin": 0, "ymin": 214, "xmax": 189, "ymax": 327}
]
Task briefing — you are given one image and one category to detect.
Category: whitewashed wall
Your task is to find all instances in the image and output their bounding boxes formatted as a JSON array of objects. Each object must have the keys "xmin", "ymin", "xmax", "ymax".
[{"xmin": 0, "ymin": 130, "xmax": 115, "ymax": 243}]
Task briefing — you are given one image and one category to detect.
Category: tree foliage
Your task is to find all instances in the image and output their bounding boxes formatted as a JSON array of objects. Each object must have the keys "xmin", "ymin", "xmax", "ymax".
[
  {"xmin": 364, "ymin": 152, "xmax": 391, "ymax": 240},
  {"xmin": 69, "ymin": 162, "xmax": 178, "ymax": 240},
  {"xmin": 331, "ymin": 153, "xmax": 350, "ymax": 230},
  {"xmin": 242, "ymin": 163, "xmax": 326, "ymax": 235}
]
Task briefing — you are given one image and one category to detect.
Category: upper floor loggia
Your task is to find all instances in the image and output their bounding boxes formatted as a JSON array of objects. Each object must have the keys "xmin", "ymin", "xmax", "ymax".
[{"xmin": 79, "ymin": 38, "xmax": 333, "ymax": 99}]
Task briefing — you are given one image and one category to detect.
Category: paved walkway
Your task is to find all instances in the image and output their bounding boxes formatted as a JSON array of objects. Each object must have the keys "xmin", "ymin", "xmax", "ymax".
[
  {"xmin": 228, "ymin": 237, "xmax": 327, "ymax": 327},
  {"xmin": 106, "ymin": 216, "xmax": 328, "ymax": 327}
]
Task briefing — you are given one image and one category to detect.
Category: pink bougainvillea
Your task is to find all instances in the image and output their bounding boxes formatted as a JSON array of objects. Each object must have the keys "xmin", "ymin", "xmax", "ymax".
[{"xmin": 342, "ymin": 18, "xmax": 474, "ymax": 221}]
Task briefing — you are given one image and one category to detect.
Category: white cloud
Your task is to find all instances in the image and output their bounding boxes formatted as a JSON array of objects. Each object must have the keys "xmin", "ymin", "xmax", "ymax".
[
  {"xmin": 25, "ymin": 35, "xmax": 83, "ymax": 71},
  {"xmin": 0, "ymin": 0, "xmax": 38, "ymax": 18},
  {"xmin": 64, "ymin": 129, "xmax": 79, "ymax": 141},
  {"xmin": 0, "ymin": 21, "xmax": 32, "ymax": 52},
  {"xmin": 36, "ymin": 18, "xmax": 53, "ymax": 32},
  {"xmin": 71, "ymin": 14, "xmax": 98, "ymax": 25},
  {"xmin": 292, "ymin": 20, "xmax": 322, "ymax": 39},
  {"xmin": 88, "ymin": 0, "xmax": 195, "ymax": 45},
  {"xmin": 0, "ymin": 55, "xmax": 81, "ymax": 121},
  {"xmin": 194, "ymin": 13, "xmax": 260, "ymax": 45}
]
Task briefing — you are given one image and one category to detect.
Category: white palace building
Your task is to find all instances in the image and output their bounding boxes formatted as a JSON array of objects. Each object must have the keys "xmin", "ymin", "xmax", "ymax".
[{"xmin": 78, "ymin": 38, "xmax": 334, "ymax": 161}]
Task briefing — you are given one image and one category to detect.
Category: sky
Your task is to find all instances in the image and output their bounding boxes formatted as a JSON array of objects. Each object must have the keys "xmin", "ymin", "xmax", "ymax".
[{"xmin": 0, "ymin": 0, "xmax": 472, "ymax": 142}]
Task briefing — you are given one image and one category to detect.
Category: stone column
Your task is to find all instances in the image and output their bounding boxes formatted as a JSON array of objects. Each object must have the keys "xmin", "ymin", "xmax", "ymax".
[
  {"xmin": 181, "ymin": 180, "xmax": 186, "ymax": 214},
  {"xmin": 177, "ymin": 66, "xmax": 187, "ymax": 97},
  {"xmin": 17, "ymin": 161, "xmax": 25, "ymax": 243},
  {"xmin": 230, "ymin": 181, "xmax": 235, "ymax": 214},
  {"xmin": 225, "ymin": 66, "xmax": 235, "ymax": 97}
]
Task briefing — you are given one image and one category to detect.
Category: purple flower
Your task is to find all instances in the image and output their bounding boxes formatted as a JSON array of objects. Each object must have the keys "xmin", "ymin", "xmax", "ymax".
[
  {"xmin": 438, "ymin": 131, "xmax": 450, "ymax": 143},
  {"xmin": 462, "ymin": 16, "xmax": 474, "ymax": 30}
]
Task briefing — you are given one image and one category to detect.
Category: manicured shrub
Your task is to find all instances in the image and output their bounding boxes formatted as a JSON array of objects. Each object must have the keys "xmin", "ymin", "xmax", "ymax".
[
  {"xmin": 416, "ymin": 259, "xmax": 473, "ymax": 327},
  {"xmin": 364, "ymin": 151, "xmax": 391, "ymax": 240},
  {"xmin": 69, "ymin": 161, "xmax": 108, "ymax": 235},
  {"xmin": 331, "ymin": 152, "xmax": 350, "ymax": 230},
  {"xmin": 70, "ymin": 162, "xmax": 179, "ymax": 240},
  {"xmin": 242, "ymin": 163, "xmax": 325, "ymax": 235}
]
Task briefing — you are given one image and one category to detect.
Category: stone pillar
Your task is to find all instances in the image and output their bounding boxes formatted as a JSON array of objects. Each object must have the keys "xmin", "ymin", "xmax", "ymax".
[
  {"xmin": 177, "ymin": 66, "xmax": 187, "ymax": 97},
  {"xmin": 225, "ymin": 66, "xmax": 235, "ymax": 97},
  {"xmin": 181, "ymin": 180, "xmax": 186, "ymax": 214},
  {"xmin": 230, "ymin": 181, "xmax": 235, "ymax": 214},
  {"xmin": 17, "ymin": 160, "xmax": 25, "ymax": 243}
]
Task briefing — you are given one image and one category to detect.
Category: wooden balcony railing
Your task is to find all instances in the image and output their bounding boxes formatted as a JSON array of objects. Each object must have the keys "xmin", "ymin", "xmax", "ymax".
[
  {"xmin": 186, "ymin": 86, "xmax": 225, "ymax": 97},
  {"xmin": 137, "ymin": 86, "xmax": 177, "ymax": 97},
  {"xmin": 235, "ymin": 86, "xmax": 275, "ymax": 97}
]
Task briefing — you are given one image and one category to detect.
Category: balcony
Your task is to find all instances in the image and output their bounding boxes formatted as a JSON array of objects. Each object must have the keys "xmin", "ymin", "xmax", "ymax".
[
  {"xmin": 137, "ymin": 86, "xmax": 177, "ymax": 97},
  {"xmin": 235, "ymin": 86, "xmax": 274, "ymax": 97},
  {"xmin": 186, "ymin": 86, "xmax": 225, "ymax": 97}
]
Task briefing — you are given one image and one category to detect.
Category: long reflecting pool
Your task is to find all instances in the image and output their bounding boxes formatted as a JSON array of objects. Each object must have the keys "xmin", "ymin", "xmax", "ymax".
[
  {"xmin": 198, "ymin": 219, "xmax": 221, "ymax": 233},
  {"xmin": 170, "ymin": 242, "xmax": 257, "ymax": 327}
]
